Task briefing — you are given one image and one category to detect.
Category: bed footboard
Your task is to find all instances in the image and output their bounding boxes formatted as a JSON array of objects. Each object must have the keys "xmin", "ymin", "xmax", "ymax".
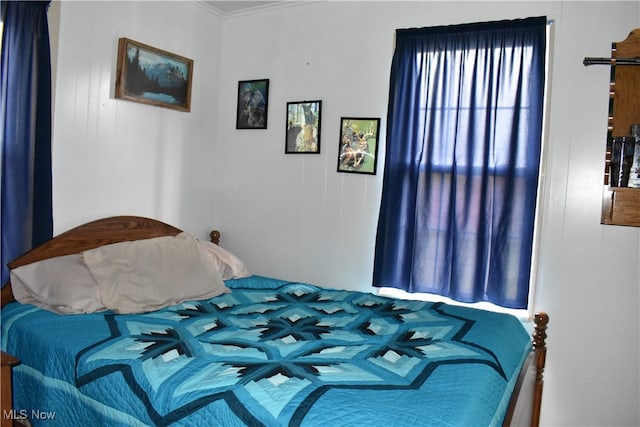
[{"xmin": 503, "ymin": 312, "xmax": 549, "ymax": 427}]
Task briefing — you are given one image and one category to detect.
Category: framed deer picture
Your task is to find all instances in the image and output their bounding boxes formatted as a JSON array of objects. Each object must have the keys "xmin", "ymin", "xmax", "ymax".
[
  {"xmin": 236, "ymin": 79, "xmax": 269, "ymax": 129},
  {"xmin": 337, "ymin": 117, "xmax": 380, "ymax": 174},
  {"xmin": 285, "ymin": 100, "xmax": 322, "ymax": 154}
]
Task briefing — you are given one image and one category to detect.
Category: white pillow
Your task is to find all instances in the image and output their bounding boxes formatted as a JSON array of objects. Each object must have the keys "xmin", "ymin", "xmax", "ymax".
[
  {"xmin": 198, "ymin": 241, "xmax": 251, "ymax": 280},
  {"xmin": 83, "ymin": 232, "xmax": 228, "ymax": 314},
  {"xmin": 10, "ymin": 254, "xmax": 106, "ymax": 314}
]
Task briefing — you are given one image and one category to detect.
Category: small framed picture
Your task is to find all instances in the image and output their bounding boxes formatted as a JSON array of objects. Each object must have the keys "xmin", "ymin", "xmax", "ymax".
[
  {"xmin": 337, "ymin": 117, "xmax": 381, "ymax": 175},
  {"xmin": 236, "ymin": 79, "xmax": 269, "ymax": 129},
  {"xmin": 115, "ymin": 38, "xmax": 193, "ymax": 112},
  {"xmin": 285, "ymin": 100, "xmax": 322, "ymax": 154}
]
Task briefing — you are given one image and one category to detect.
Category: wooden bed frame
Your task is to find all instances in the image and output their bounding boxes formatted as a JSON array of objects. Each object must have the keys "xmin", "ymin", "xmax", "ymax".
[{"xmin": 0, "ymin": 215, "xmax": 549, "ymax": 427}]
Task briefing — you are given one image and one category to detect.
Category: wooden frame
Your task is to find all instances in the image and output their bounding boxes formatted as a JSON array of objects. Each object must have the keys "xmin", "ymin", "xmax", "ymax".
[
  {"xmin": 337, "ymin": 117, "xmax": 380, "ymax": 175},
  {"xmin": 595, "ymin": 28, "xmax": 640, "ymax": 226},
  {"xmin": 0, "ymin": 216, "xmax": 548, "ymax": 427},
  {"xmin": 502, "ymin": 312, "xmax": 549, "ymax": 427},
  {"xmin": 236, "ymin": 79, "xmax": 269, "ymax": 129},
  {"xmin": 285, "ymin": 100, "xmax": 322, "ymax": 154},
  {"xmin": 115, "ymin": 38, "xmax": 193, "ymax": 112},
  {"xmin": 1, "ymin": 352, "xmax": 19, "ymax": 427}
]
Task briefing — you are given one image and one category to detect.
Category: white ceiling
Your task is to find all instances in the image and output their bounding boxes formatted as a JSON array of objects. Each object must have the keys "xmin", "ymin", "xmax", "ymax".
[{"xmin": 205, "ymin": 1, "xmax": 280, "ymax": 14}]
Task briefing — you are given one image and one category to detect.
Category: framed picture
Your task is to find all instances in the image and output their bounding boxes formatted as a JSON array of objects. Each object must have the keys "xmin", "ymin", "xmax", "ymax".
[
  {"xmin": 337, "ymin": 117, "xmax": 381, "ymax": 175},
  {"xmin": 115, "ymin": 38, "xmax": 193, "ymax": 112},
  {"xmin": 285, "ymin": 100, "xmax": 322, "ymax": 154},
  {"xmin": 236, "ymin": 79, "xmax": 269, "ymax": 129}
]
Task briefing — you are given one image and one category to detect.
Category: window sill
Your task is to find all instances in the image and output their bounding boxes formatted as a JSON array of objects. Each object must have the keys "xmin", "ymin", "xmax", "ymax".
[{"xmin": 376, "ymin": 287, "xmax": 531, "ymax": 322}]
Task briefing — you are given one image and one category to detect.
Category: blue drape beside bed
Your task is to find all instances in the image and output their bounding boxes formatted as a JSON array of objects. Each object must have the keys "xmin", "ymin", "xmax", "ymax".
[
  {"xmin": 1, "ymin": 1, "xmax": 53, "ymax": 286},
  {"xmin": 373, "ymin": 17, "xmax": 546, "ymax": 309}
]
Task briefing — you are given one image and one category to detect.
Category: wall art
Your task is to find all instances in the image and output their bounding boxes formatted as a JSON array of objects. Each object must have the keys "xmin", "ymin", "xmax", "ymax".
[
  {"xmin": 337, "ymin": 117, "xmax": 380, "ymax": 174},
  {"xmin": 115, "ymin": 38, "xmax": 193, "ymax": 112},
  {"xmin": 285, "ymin": 100, "xmax": 322, "ymax": 154},
  {"xmin": 236, "ymin": 79, "xmax": 269, "ymax": 129}
]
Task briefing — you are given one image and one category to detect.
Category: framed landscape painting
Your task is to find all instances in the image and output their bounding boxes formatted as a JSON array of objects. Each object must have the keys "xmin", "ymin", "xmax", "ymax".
[
  {"xmin": 337, "ymin": 117, "xmax": 381, "ymax": 175},
  {"xmin": 115, "ymin": 38, "xmax": 193, "ymax": 112},
  {"xmin": 285, "ymin": 100, "xmax": 322, "ymax": 154}
]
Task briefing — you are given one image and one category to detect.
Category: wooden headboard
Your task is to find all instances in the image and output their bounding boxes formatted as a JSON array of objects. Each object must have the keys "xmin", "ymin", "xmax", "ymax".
[{"xmin": 1, "ymin": 216, "xmax": 184, "ymax": 307}]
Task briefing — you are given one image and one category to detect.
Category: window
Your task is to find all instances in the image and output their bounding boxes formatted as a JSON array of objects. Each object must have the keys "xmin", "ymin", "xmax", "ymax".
[{"xmin": 373, "ymin": 17, "xmax": 547, "ymax": 311}]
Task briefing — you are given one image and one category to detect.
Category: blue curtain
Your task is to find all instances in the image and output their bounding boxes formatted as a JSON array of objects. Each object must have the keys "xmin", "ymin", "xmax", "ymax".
[
  {"xmin": 373, "ymin": 17, "xmax": 546, "ymax": 309},
  {"xmin": 1, "ymin": 1, "xmax": 53, "ymax": 286}
]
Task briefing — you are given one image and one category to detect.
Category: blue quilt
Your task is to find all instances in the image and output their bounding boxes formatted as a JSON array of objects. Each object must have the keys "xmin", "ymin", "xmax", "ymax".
[{"xmin": 1, "ymin": 276, "xmax": 531, "ymax": 426}]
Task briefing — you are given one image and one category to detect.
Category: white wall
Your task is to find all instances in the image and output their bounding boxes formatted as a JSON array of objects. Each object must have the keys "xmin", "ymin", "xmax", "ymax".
[
  {"xmin": 533, "ymin": 3, "xmax": 640, "ymax": 426},
  {"xmin": 51, "ymin": 1, "xmax": 640, "ymax": 426},
  {"xmin": 51, "ymin": 0, "xmax": 224, "ymax": 236},
  {"xmin": 214, "ymin": 2, "xmax": 640, "ymax": 426}
]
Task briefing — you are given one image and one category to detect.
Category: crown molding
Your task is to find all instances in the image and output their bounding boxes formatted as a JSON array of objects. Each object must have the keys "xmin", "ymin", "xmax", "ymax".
[{"xmin": 190, "ymin": 1, "xmax": 322, "ymax": 19}]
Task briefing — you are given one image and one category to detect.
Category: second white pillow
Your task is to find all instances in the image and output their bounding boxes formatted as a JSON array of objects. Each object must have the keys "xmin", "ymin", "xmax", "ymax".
[{"xmin": 83, "ymin": 232, "xmax": 228, "ymax": 314}]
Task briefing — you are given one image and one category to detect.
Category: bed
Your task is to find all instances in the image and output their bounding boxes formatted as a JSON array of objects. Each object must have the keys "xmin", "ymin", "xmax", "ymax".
[{"xmin": 0, "ymin": 216, "xmax": 548, "ymax": 427}]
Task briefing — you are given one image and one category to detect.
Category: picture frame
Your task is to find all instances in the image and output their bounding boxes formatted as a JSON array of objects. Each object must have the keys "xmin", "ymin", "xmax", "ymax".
[
  {"xmin": 285, "ymin": 100, "xmax": 322, "ymax": 154},
  {"xmin": 337, "ymin": 117, "xmax": 381, "ymax": 175},
  {"xmin": 236, "ymin": 79, "xmax": 269, "ymax": 129},
  {"xmin": 115, "ymin": 38, "xmax": 193, "ymax": 112}
]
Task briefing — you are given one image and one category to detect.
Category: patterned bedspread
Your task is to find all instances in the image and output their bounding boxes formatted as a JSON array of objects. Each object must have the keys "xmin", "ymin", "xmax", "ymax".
[{"xmin": 1, "ymin": 276, "xmax": 531, "ymax": 426}]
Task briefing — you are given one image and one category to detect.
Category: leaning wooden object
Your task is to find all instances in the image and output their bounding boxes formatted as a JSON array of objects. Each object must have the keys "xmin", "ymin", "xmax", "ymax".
[
  {"xmin": 597, "ymin": 28, "xmax": 640, "ymax": 226},
  {"xmin": 0, "ymin": 216, "xmax": 549, "ymax": 427}
]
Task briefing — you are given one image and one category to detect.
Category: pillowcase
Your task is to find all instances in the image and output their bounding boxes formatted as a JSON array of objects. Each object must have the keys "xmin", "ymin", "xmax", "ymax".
[
  {"xmin": 10, "ymin": 253, "xmax": 106, "ymax": 314},
  {"xmin": 198, "ymin": 241, "xmax": 251, "ymax": 280},
  {"xmin": 83, "ymin": 232, "xmax": 228, "ymax": 314}
]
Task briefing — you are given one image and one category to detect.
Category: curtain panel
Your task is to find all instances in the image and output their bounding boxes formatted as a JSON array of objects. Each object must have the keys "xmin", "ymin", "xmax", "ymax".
[
  {"xmin": 373, "ymin": 17, "xmax": 546, "ymax": 309},
  {"xmin": 1, "ymin": 1, "xmax": 53, "ymax": 286}
]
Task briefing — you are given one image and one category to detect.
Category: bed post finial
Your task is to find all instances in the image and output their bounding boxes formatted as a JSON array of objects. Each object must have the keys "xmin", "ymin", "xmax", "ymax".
[
  {"xmin": 532, "ymin": 312, "xmax": 549, "ymax": 427},
  {"xmin": 533, "ymin": 312, "xmax": 549, "ymax": 352},
  {"xmin": 210, "ymin": 230, "xmax": 220, "ymax": 245}
]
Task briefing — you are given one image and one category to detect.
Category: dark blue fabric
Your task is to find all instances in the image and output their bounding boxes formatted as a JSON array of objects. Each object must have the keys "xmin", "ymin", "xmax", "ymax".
[
  {"xmin": 1, "ymin": 1, "xmax": 53, "ymax": 286},
  {"xmin": 373, "ymin": 17, "xmax": 546, "ymax": 309}
]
